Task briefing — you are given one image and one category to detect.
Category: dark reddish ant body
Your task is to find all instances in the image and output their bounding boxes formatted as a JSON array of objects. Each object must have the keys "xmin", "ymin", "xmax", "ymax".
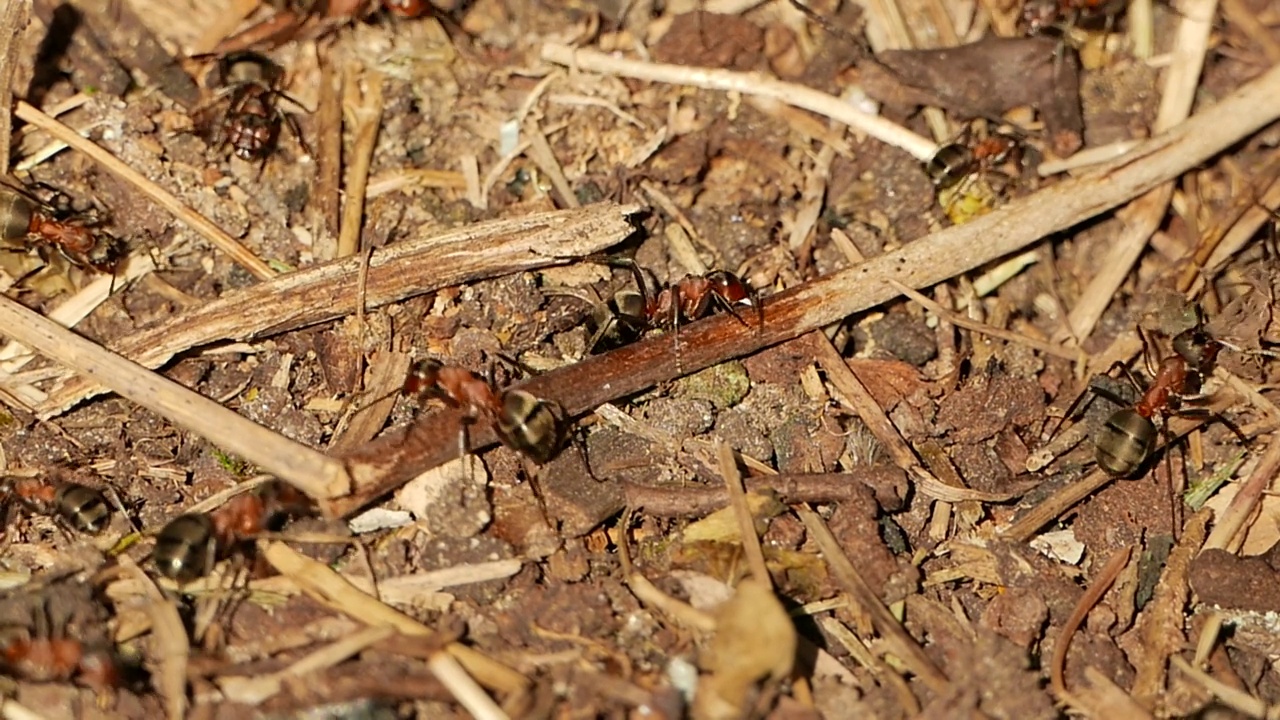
[
  {"xmin": 3, "ymin": 477, "xmax": 112, "ymax": 534},
  {"xmin": 1020, "ymin": 0, "xmax": 1126, "ymax": 37},
  {"xmin": 925, "ymin": 129, "xmax": 1023, "ymax": 191},
  {"xmin": 0, "ymin": 182, "xmax": 123, "ymax": 274},
  {"xmin": 204, "ymin": 52, "xmax": 308, "ymax": 162},
  {"xmin": 152, "ymin": 480, "xmax": 314, "ymax": 582},
  {"xmin": 401, "ymin": 358, "xmax": 567, "ymax": 463},
  {"xmin": 1, "ymin": 635, "xmax": 122, "ymax": 692}
]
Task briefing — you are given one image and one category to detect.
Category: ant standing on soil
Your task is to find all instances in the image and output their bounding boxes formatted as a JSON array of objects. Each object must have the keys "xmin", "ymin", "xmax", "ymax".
[
  {"xmin": 3, "ymin": 476, "xmax": 113, "ymax": 534},
  {"xmin": 0, "ymin": 180, "xmax": 124, "ymax": 276},
  {"xmin": 151, "ymin": 480, "xmax": 314, "ymax": 582},
  {"xmin": 202, "ymin": 52, "xmax": 309, "ymax": 163},
  {"xmin": 1053, "ymin": 312, "xmax": 1242, "ymax": 479}
]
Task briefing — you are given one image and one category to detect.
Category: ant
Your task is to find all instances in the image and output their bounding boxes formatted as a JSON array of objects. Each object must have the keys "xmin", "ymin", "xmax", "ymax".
[
  {"xmin": 574, "ymin": 257, "xmax": 763, "ymax": 355},
  {"xmin": 1020, "ymin": 0, "xmax": 1127, "ymax": 36},
  {"xmin": 200, "ymin": 52, "xmax": 309, "ymax": 163},
  {"xmin": 0, "ymin": 599, "xmax": 123, "ymax": 693},
  {"xmin": 925, "ymin": 123, "xmax": 1028, "ymax": 220},
  {"xmin": 2, "ymin": 477, "xmax": 112, "ymax": 534},
  {"xmin": 401, "ymin": 358, "xmax": 567, "ymax": 463},
  {"xmin": 152, "ymin": 480, "xmax": 314, "ymax": 583},
  {"xmin": 0, "ymin": 180, "xmax": 124, "ymax": 275},
  {"xmin": 1055, "ymin": 314, "xmax": 1240, "ymax": 479}
]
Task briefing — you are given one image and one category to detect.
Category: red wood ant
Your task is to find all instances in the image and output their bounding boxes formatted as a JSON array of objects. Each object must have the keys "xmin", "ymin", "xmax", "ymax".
[
  {"xmin": 1054, "ymin": 318, "xmax": 1240, "ymax": 478},
  {"xmin": 0, "ymin": 599, "xmax": 122, "ymax": 693},
  {"xmin": 152, "ymin": 480, "xmax": 313, "ymax": 582},
  {"xmin": 0, "ymin": 181, "xmax": 123, "ymax": 275},
  {"xmin": 3, "ymin": 477, "xmax": 112, "ymax": 534},
  {"xmin": 401, "ymin": 358, "xmax": 567, "ymax": 463},
  {"xmin": 1021, "ymin": 0, "xmax": 1126, "ymax": 35},
  {"xmin": 201, "ymin": 52, "xmax": 309, "ymax": 163}
]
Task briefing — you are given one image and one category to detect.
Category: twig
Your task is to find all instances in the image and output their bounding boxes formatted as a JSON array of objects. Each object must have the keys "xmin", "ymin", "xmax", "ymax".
[
  {"xmin": 337, "ymin": 69, "xmax": 384, "ymax": 258},
  {"xmin": 1060, "ymin": 0, "xmax": 1220, "ymax": 342},
  {"xmin": 13, "ymin": 101, "xmax": 276, "ymax": 280},
  {"xmin": 0, "ymin": 294, "xmax": 351, "ymax": 500},
  {"xmin": 118, "ymin": 555, "xmax": 189, "ymax": 720},
  {"xmin": 540, "ymin": 43, "xmax": 937, "ymax": 161},
  {"xmin": 328, "ymin": 63, "xmax": 1280, "ymax": 516},
  {"xmin": 797, "ymin": 505, "xmax": 950, "ymax": 692},
  {"xmin": 716, "ymin": 439, "xmax": 771, "ymax": 587},
  {"xmin": 262, "ymin": 541, "xmax": 528, "ymax": 698},
  {"xmin": 1203, "ymin": 433, "xmax": 1280, "ymax": 551},
  {"xmin": 37, "ymin": 203, "xmax": 640, "ymax": 415},
  {"xmin": 0, "ymin": 0, "xmax": 27, "ymax": 178},
  {"xmin": 312, "ymin": 54, "xmax": 343, "ymax": 261},
  {"xmin": 620, "ymin": 468, "xmax": 908, "ymax": 516},
  {"xmin": 1050, "ymin": 545, "xmax": 1132, "ymax": 711},
  {"xmin": 890, "ymin": 279, "xmax": 1085, "ymax": 361}
]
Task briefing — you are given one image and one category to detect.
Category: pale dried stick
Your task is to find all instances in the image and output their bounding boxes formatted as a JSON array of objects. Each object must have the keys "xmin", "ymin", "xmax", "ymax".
[
  {"xmin": 1203, "ymin": 433, "xmax": 1280, "ymax": 551},
  {"xmin": 0, "ymin": 294, "xmax": 351, "ymax": 500},
  {"xmin": 262, "ymin": 542, "xmax": 526, "ymax": 700},
  {"xmin": 38, "ymin": 203, "xmax": 639, "ymax": 415},
  {"xmin": 190, "ymin": 0, "xmax": 261, "ymax": 54},
  {"xmin": 541, "ymin": 44, "xmax": 936, "ymax": 161},
  {"xmin": 1060, "ymin": 0, "xmax": 1220, "ymax": 343},
  {"xmin": 13, "ymin": 101, "xmax": 276, "ymax": 280},
  {"xmin": 1200, "ymin": 171, "xmax": 1280, "ymax": 282},
  {"xmin": 0, "ymin": 0, "xmax": 27, "ymax": 177},
  {"xmin": 367, "ymin": 168, "xmax": 468, "ymax": 198},
  {"xmin": 337, "ymin": 69, "xmax": 384, "ymax": 258},
  {"xmin": 890, "ymin": 279, "xmax": 1085, "ymax": 361},
  {"xmin": 716, "ymin": 439, "xmax": 771, "ymax": 588},
  {"xmin": 1170, "ymin": 655, "xmax": 1271, "ymax": 718},
  {"xmin": 797, "ymin": 505, "xmax": 950, "ymax": 692},
  {"xmin": 525, "ymin": 124, "xmax": 579, "ymax": 209},
  {"xmin": 1037, "ymin": 140, "xmax": 1143, "ymax": 176},
  {"xmin": 119, "ymin": 555, "xmax": 189, "ymax": 720}
]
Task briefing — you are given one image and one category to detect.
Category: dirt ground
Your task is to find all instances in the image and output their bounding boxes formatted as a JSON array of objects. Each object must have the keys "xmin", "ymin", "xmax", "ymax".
[{"xmin": 0, "ymin": 0, "xmax": 1279, "ymax": 717}]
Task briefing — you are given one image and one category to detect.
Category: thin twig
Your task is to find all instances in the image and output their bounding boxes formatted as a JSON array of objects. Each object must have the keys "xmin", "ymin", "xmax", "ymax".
[
  {"xmin": 13, "ymin": 101, "xmax": 276, "ymax": 280},
  {"xmin": 540, "ymin": 43, "xmax": 937, "ymax": 161},
  {"xmin": 0, "ymin": 0, "xmax": 28, "ymax": 178},
  {"xmin": 716, "ymin": 439, "xmax": 771, "ymax": 588},
  {"xmin": 337, "ymin": 69, "xmax": 384, "ymax": 258},
  {"xmin": 0, "ymin": 295, "xmax": 351, "ymax": 500},
  {"xmin": 37, "ymin": 203, "xmax": 640, "ymax": 415},
  {"xmin": 1203, "ymin": 433, "xmax": 1280, "ymax": 551}
]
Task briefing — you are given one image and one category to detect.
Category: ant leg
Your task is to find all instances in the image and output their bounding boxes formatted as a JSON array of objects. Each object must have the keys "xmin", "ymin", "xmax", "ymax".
[{"xmin": 279, "ymin": 109, "xmax": 313, "ymax": 158}]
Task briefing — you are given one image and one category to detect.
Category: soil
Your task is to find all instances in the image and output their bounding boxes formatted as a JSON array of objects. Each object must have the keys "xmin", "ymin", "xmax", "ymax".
[{"xmin": 1, "ymin": 0, "xmax": 1279, "ymax": 718}]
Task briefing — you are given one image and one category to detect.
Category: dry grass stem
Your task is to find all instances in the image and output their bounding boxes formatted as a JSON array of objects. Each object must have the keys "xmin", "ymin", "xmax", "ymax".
[
  {"xmin": 1203, "ymin": 433, "xmax": 1280, "ymax": 551},
  {"xmin": 891, "ymin": 280, "xmax": 1085, "ymax": 361},
  {"xmin": 119, "ymin": 555, "xmax": 189, "ymax": 720},
  {"xmin": 1170, "ymin": 655, "xmax": 1270, "ymax": 718},
  {"xmin": 716, "ymin": 438, "xmax": 771, "ymax": 587},
  {"xmin": 1037, "ymin": 140, "xmax": 1143, "ymax": 176},
  {"xmin": 338, "ymin": 69, "xmax": 384, "ymax": 258},
  {"xmin": 13, "ymin": 101, "xmax": 276, "ymax": 280},
  {"xmin": 333, "ymin": 65, "xmax": 1280, "ymax": 515},
  {"xmin": 37, "ymin": 202, "xmax": 639, "ymax": 415},
  {"xmin": 526, "ymin": 124, "xmax": 579, "ymax": 208},
  {"xmin": 367, "ymin": 168, "xmax": 469, "ymax": 198},
  {"xmin": 540, "ymin": 44, "xmax": 937, "ymax": 161},
  {"xmin": 262, "ymin": 542, "xmax": 529, "ymax": 695},
  {"xmin": 798, "ymin": 506, "xmax": 951, "ymax": 692},
  {"xmin": 313, "ymin": 56, "xmax": 344, "ymax": 260},
  {"xmin": 0, "ymin": 294, "xmax": 351, "ymax": 500},
  {"xmin": 0, "ymin": 0, "xmax": 27, "ymax": 177}
]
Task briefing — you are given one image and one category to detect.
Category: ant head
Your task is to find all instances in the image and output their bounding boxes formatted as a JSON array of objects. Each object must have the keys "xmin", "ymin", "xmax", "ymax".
[
  {"xmin": 1173, "ymin": 327, "xmax": 1221, "ymax": 373},
  {"xmin": 495, "ymin": 390, "xmax": 566, "ymax": 464},
  {"xmin": 153, "ymin": 513, "xmax": 217, "ymax": 583},
  {"xmin": 403, "ymin": 358, "xmax": 445, "ymax": 397}
]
